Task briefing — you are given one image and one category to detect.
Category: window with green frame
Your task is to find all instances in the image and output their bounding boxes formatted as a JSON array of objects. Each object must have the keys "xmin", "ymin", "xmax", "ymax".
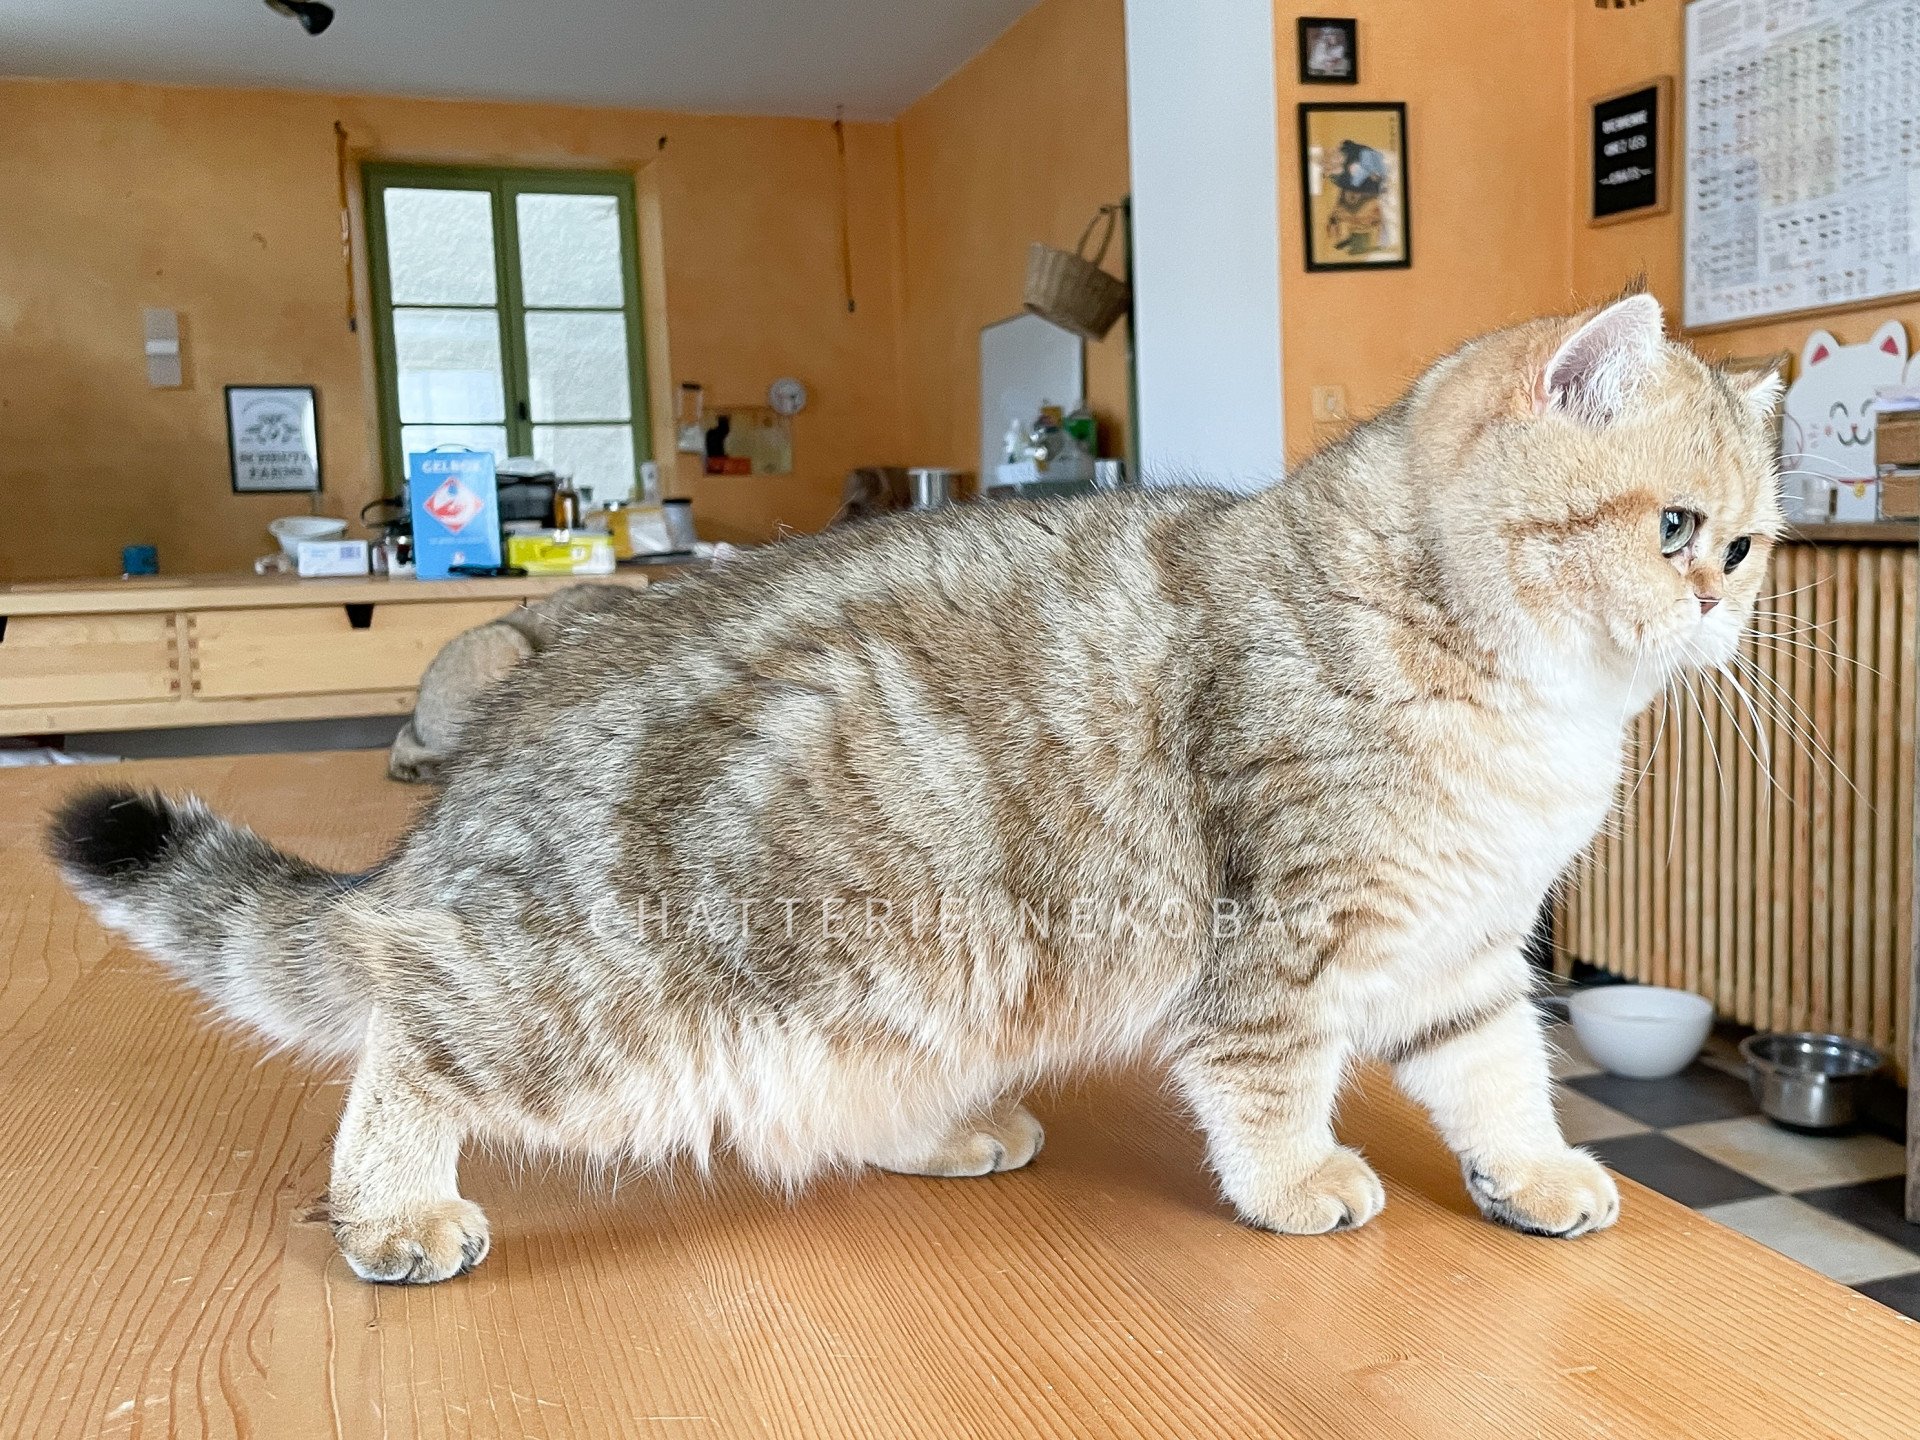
[{"xmin": 363, "ymin": 164, "xmax": 653, "ymax": 503}]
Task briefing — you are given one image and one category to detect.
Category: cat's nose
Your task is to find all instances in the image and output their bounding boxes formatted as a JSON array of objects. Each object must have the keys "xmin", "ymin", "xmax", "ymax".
[{"xmin": 1698, "ymin": 594, "xmax": 1721, "ymax": 614}]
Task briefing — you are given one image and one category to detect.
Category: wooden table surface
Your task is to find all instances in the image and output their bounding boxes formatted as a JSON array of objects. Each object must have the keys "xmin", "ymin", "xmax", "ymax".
[{"xmin": 3, "ymin": 752, "xmax": 1918, "ymax": 1439}]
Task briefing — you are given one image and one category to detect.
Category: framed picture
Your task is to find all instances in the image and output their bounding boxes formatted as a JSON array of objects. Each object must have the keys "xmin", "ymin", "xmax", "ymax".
[
  {"xmin": 1297, "ymin": 18, "xmax": 1358, "ymax": 84},
  {"xmin": 1299, "ymin": 103, "xmax": 1411, "ymax": 271},
  {"xmin": 1589, "ymin": 77, "xmax": 1672, "ymax": 226},
  {"xmin": 226, "ymin": 385, "xmax": 321, "ymax": 493}
]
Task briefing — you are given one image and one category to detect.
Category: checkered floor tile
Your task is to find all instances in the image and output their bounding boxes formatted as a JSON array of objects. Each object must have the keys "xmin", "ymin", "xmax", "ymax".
[{"xmin": 1546, "ymin": 1021, "xmax": 1920, "ymax": 1319}]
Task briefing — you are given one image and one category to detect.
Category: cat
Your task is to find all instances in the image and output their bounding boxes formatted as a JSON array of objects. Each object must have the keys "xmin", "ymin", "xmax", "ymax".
[
  {"xmin": 1781, "ymin": 319, "xmax": 1908, "ymax": 485},
  {"xmin": 388, "ymin": 583, "xmax": 639, "ymax": 784},
  {"xmin": 50, "ymin": 294, "xmax": 1783, "ymax": 1285}
]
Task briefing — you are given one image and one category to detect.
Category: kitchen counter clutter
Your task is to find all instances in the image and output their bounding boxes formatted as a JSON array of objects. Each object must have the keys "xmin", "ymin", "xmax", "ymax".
[{"xmin": 0, "ymin": 570, "xmax": 650, "ymax": 735}]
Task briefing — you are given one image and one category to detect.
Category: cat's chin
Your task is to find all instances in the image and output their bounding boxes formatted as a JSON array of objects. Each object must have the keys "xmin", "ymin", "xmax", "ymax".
[{"xmin": 1632, "ymin": 622, "xmax": 1742, "ymax": 689}]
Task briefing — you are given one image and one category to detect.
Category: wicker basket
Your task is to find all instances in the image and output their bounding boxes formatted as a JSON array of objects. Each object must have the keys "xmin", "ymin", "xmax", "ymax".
[{"xmin": 1024, "ymin": 205, "xmax": 1130, "ymax": 341}]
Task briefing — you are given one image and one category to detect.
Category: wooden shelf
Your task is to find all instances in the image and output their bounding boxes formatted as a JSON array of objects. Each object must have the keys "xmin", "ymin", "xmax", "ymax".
[
  {"xmin": 0, "ymin": 570, "xmax": 643, "ymax": 618},
  {"xmin": 0, "ymin": 569, "xmax": 648, "ymax": 734},
  {"xmin": 1783, "ymin": 520, "xmax": 1917, "ymax": 545}
]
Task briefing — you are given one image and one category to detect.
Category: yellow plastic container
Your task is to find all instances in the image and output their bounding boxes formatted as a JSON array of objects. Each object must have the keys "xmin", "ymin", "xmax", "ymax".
[{"xmin": 505, "ymin": 530, "xmax": 616, "ymax": 576}]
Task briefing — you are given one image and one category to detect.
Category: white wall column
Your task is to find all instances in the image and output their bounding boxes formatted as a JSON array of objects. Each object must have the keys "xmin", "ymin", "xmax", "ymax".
[{"xmin": 1123, "ymin": 0, "xmax": 1285, "ymax": 489}]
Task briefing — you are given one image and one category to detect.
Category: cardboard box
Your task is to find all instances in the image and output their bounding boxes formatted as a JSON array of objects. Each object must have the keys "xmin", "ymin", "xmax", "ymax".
[
  {"xmin": 408, "ymin": 450, "xmax": 502, "ymax": 579},
  {"xmin": 295, "ymin": 539, "xmax": 369, "ymax": 577},
  {"xmin": 1877, "ymin": 411, "xmax": 1920, "ymax": 468},
  {"xmin": 1879, "ymin": 468, "xmax": 1920, "ymax": 520}
]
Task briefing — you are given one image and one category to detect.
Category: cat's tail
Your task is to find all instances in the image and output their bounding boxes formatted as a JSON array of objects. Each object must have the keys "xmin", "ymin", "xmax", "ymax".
[{"xmin": 47, "ymin": 787, "xmax": 374, "ymax": 1057}]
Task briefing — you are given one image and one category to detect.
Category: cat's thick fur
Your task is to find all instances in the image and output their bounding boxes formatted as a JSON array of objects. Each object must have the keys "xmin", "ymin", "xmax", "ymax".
[
  {"xmin": 388, "ymin": 583, "xmax": 633, "ymax": 784},
  {"xmin": 51, "ymin": 297, "xmax": 1783, "ymax": 1283}
]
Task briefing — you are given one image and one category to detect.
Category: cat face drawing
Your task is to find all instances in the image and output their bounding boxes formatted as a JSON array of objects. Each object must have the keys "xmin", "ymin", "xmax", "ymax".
[{"xmin": 1781, "ymin": 320, "xmax": 1908, "ymax": 483}]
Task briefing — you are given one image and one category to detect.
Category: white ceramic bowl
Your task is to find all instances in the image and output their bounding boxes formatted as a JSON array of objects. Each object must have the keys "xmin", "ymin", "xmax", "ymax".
[
  {"xmin": 1567, "ymin": 984, "xmax": 1713, "ymax": 1079},
  {"xmin": 268, "ymin": 515, "xmax": 347, "ymax": 556}
]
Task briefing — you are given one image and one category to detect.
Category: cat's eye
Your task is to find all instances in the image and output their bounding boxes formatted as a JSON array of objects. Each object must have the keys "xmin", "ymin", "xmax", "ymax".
[
  {"xmin": 1659, "ymin": 508, "xmax": 1697, "ymax": 556},
  {"xmin": 1725, "ymin": 535, "xmax": 1752, "ymax": 571}
]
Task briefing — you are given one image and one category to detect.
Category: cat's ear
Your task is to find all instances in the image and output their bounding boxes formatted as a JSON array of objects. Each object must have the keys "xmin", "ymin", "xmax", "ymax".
[
  {"xmin": 1801, "ymin": 330, "xmax": 1840, "ymax": 369},
  {"xmin": 1538, "ymin": 294, "xmax": 1665, "ymax": 424},
  {"xmin": 1741, "ymin": 367, "xmax": 1784, "ymax": 421},
  {"xmin": 1868, "ymin": 320, "xmax": 1908, "ymax": 364}
]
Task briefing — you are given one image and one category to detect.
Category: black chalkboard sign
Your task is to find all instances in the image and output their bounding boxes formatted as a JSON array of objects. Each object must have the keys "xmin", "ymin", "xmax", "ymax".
[{"xmin": 1590, "ymin": 77, "xmax": 1670, "ymax": 225}]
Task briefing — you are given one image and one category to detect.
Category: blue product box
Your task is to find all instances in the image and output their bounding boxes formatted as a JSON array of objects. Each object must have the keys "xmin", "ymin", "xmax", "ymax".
[{"xmin": 407, "ymin": 450, "xmax": 502, "ymax": 579}]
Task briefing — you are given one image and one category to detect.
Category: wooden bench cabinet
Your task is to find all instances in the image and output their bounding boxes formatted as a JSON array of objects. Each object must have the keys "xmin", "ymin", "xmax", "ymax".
[{"xmin": 0, "ymin": 572, "xmax": 648, "ymax": 735}]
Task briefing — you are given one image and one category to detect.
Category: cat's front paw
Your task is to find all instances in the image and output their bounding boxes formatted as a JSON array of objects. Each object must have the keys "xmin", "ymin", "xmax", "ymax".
[
  {"xmin": 1465, "ymin": 1148, "xmax": 1619, "ymax": 1239},
  {"xmin": 333, "ymin": 1198, "xmax": 491, "ymax": 1283},
  {"xmin": 1228, "ymin": 1146, "xmax": 1386, "ymax": 1234}
]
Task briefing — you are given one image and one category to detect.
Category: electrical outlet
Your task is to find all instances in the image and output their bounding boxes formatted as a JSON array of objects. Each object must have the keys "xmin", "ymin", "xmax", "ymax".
[{"xmin": 1311, "ymin": 385, "xmax": 1347, "ymax": 422}]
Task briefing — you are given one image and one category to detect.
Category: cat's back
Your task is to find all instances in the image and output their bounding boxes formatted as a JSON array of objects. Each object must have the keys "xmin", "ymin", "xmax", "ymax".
[{"xmin": 417, "ymin": 488, "xmax": 1228, "ymax": 883}]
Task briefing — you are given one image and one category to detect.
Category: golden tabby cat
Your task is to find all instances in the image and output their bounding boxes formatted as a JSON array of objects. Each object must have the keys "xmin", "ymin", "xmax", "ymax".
[{"xmin": 52, "ymin": 295, "xmax": 1781, "ymax": 1283}]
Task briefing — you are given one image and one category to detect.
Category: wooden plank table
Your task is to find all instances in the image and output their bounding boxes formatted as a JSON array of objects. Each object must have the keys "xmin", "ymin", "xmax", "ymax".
[{"xmin": 3, "ymin": 752, "xmax": 1918, "ymax": 1438}]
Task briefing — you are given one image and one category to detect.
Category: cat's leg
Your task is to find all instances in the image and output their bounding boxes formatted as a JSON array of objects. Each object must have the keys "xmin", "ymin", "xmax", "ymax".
[
  {"xmin": 1388, "ymin": 978, "xmax": 1619, "ymax": 1239},
  {"xmin": 1172, "ymin": 1015, "xmax": 1385, "ymax": 1234},
  {"xmin": 872, "ymin": 1099, "xmax": 1045, "ymax": 1178},
  {"xmin": 328, "ymin": 1011, "xmax": 489, "ymax": 1283}
]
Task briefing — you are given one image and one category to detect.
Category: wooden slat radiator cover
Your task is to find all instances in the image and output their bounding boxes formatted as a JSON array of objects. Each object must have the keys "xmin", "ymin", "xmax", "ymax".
[{"xmin": 1552, "ymin": 542, "xmax": 1917, "ymax": 1078}]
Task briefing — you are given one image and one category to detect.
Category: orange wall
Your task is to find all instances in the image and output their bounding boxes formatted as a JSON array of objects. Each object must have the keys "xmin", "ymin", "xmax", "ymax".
[
  {"xmin": 895, "ymin": 0, "xmax": 1132, "ymax": 478},
  {"xmin": 1268, "ymin": 0, "xmax": 1920, "ymax": 462},
  {"xmin": 0, "ymin": 79, "xmax": 905, "ymax": 578},
  {"xmin": 1571, "ymin": 0, "xmax": 1920, "ymax": 367},
  {"xmin": 1274, "ymin": 3, "xmax": 1576, "ymax": 456}
]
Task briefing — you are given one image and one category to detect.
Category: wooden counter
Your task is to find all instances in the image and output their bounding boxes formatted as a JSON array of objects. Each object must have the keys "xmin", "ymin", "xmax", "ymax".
[
  {"xmin": 3, "ymin": 752, "xmax": 1918, "ymax": 1438},
  {"xmin": 0, "ymin": 570, "xmax": 648, "ymax": 735}
]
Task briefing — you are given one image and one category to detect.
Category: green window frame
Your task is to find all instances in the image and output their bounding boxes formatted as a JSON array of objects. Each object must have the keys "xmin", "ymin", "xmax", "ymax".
[{"xmin": 362, "ymin": 162, "xmax": 653, "ymax": 499}]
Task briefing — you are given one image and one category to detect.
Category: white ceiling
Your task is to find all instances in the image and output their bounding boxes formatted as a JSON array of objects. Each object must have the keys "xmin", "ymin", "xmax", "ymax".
[{"xmin": 0, "ymin": 0, "xmax": 1043, "ymax": 120}]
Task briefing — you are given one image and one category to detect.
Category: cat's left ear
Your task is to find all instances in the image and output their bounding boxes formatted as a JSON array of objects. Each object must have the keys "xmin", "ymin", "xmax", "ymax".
[
  {"xmin": 1740, "ymin": 367, "xmax": 1784, "ymax": 421},
  {"xmin": 1538, "ymin": 294, "xmax": 1665, "ymax": 425}
]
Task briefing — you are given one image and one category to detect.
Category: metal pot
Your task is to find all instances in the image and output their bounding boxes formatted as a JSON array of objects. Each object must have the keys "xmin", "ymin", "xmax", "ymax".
[
  {"xmin": 1740, "ymin": 1031, "xmax": 1883, "ymax": 1130},
  {"xmin": 908, "ymin": 468, "xmax": 962, "ymax": 509}
]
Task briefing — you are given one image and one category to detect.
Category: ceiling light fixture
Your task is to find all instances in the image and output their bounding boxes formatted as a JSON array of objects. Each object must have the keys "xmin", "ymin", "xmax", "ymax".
[{"xmin": 264, "ymin": 0, "xmax": 335, "ymax": 35}]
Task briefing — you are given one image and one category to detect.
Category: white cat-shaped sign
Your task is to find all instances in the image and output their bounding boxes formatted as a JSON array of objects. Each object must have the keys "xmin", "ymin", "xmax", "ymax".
[{"xmin": 1782, "ymin": 319, "xmax": 1908, "ymax": 487}]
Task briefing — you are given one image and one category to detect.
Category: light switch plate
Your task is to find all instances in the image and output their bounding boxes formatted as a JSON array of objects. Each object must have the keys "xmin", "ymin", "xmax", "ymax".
[{"xmin": 143, "ymin": 308, "xmax": 182, "ymax": 388}]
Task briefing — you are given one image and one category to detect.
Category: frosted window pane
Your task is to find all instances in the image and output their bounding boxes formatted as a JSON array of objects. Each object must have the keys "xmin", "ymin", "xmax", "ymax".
[
  {"xmin": 394, "ymin": 309, "xmax": 505, "ymax": 424},
  {"xmin": 401, "ymin": 425, "xmax": 509, "ymax": 467},
  {"xmin": 534, "ymin": 424, "xmax": 635, "ymax": 503},
  {"xmin": 383, "ymin": 188, "xmax": 497, "ymax": 305},
  {"xmin": 517, "ymin": 193, "xmax": 624, "ymax": 307},
  {"xmin": 525, "ymin": 311, "xmax": 631, "ymax": 422}
]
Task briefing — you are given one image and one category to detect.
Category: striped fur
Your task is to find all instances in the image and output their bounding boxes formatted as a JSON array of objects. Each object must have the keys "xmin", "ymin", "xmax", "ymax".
[{"xmin": 51, "ymin": 297, "xmax": 1781, "ymax": 1282}]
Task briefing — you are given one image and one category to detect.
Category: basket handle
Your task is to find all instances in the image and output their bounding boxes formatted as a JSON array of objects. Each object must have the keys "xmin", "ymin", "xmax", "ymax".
[{"xmin": 1075, "ymin": 205, "xmax": 1121, "ymax": 266}]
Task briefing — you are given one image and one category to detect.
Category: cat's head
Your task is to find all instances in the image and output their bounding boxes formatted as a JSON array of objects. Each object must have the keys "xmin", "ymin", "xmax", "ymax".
[{"xmin": 1412, "ymin": 294, "xmax": 1783, "ymax": 691}]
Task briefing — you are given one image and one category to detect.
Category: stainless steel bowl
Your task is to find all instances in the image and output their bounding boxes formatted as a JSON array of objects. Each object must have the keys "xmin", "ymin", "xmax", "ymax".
[{"xmin": 1740, "ymin": 1031, "xmax": 1883, "ymax": 1130}]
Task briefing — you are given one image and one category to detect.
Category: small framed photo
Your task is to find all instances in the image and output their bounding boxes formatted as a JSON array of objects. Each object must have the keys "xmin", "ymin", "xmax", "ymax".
[
  {"xmin": 226, "ymin": 385, "xmax": 321, "ymax": 493},
  {"xmin": 1297, "ymin": 18, "xmax": 1358, "ymax": 84},
  {"xmin": 1299, "ymin": 102, "xmax": 1411, "ymax": 271}
]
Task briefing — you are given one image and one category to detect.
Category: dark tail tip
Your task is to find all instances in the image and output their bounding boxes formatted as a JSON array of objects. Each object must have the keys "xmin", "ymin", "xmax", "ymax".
[{"xmin": 46, "ymin": 787, "xmax": 178, "ymax": 884}]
